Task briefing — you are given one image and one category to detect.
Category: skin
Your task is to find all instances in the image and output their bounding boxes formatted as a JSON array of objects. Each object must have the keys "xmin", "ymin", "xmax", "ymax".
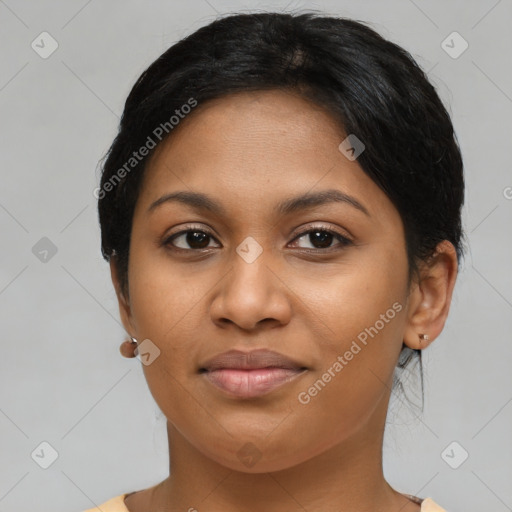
[{"xmin": 111, "ymin": 89, "xmax": 458, "ymax": 512}]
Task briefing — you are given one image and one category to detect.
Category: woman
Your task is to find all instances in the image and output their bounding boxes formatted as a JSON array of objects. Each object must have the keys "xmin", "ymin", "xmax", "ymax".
[{"xmin": 89, "ymin": 11, "xmax": 464, "ymax": 512}]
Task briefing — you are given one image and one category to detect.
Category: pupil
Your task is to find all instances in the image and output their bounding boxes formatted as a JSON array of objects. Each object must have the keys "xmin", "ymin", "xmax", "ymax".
[
  {"xmin": 187, "ymin": 231, "xmax": 209, "ymax": 249},
  {"xmin": 311, "ymin": 231, "xmax": 332, "ymax": 248}
]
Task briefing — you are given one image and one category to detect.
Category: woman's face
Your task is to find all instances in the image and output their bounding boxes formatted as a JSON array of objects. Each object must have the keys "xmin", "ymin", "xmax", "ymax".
[{"xmin": 117, "ymin": 89, "xmax": 416, "ymax": 472}]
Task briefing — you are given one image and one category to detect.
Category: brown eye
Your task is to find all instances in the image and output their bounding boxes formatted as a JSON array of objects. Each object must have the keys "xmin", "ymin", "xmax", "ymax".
[
  {"xmin": 289, "ymin": 227, "xmax": 352, "ymax": 251},
  {"xmin": 163, "ymin": 225, "xmax": 352, "ymax": 253},
  {"xmin": 165, "ymin": 229, "xmax": 219, "ymax": 250}
]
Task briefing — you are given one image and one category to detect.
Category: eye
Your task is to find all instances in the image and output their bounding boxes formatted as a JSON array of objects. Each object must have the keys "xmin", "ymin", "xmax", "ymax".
[
  {"xmin": 163, "ymin": 224, "xmax": 352, "ymax": 252},
  {"xmin": 164, "ymin": 226, "xmax": 220, "ymax": 251},
  {"xmin": 289, "ymin": 226, "xmax": 352, "ymax": 251}
]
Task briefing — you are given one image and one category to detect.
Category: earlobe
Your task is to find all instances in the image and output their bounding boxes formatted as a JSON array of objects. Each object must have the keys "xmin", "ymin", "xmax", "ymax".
[{"xmin": 403, "ymin": 240, "xmax": 458, "ymax": 350}]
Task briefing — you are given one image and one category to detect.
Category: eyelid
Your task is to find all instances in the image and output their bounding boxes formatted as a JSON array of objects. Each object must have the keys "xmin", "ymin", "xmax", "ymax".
[
  {"xmin": 290, "ymin": 222, "xmax": 353, "ymax": 242},
  {"xmin": 163, "ymin": 222, "xmax": 353, "ymax": 251},
  {"xmin": 162, "ymin": 224, "xmax": 220, "ymax": 251}
]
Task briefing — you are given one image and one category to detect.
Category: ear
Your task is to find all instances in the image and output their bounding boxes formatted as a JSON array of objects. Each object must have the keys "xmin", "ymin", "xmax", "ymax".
[
  {"xmin": 110, "ymin": 256, "xmax": 137, "ymax": 337},
  {"xmin": 403, "ymin": 240, "xmax": 458, "ymax": 350}
]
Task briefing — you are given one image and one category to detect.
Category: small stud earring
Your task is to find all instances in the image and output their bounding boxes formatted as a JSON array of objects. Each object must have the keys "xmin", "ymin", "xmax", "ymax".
[
  {"xmin": 419, "ymin": 333, "xmax": 430, "ymax": 343},
  {"xmin": 131, "ymin": 336, "xmax": 138, "ymax": 344}
]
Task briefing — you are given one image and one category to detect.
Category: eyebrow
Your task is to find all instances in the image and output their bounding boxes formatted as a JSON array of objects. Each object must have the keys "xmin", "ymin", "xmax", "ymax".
[{"xmin": 147, "ymin": 189, "xmax": 370, "ymax": 217}]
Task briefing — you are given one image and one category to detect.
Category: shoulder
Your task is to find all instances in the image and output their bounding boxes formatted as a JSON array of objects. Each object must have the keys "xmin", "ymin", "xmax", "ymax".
[
  {"xmin": 421, "ymin": 497, "xmax": 449, "ymax": 511},
  {"xmin": 82, "ymin": 494, "xmax": 129, "ymax": 512},
  {"xmin": 79, "ymin": 492, "xmax": 448, "ymax": 512},
  {"xmin": 401, "ymin": 493, "xmax": 448, "ymax": 512}
]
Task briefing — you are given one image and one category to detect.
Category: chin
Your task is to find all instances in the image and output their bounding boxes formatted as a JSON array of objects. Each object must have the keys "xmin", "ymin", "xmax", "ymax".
[{"xmin": 192, "ymin": 430, "xmax": 316, "ymax": 474}]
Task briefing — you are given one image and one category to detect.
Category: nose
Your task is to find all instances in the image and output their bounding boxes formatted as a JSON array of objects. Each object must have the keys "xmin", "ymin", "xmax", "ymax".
[{"xmin": 210, "ymin": 246, "xmax": 292, "ymax": 332}]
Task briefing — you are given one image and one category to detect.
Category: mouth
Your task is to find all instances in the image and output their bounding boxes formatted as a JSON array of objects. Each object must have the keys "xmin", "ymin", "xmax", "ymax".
[{"xmin": 199, "ymin": 349, "xmax": 308, "ymax": 399}]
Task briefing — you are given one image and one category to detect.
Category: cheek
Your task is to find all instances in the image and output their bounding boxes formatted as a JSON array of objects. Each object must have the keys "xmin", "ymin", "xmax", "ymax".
[
  {"xmin": 126, "ymin": 245, "xmax": 226, "ymax": 418},
  {"xmin": 288, "ymin": 253, "xmax": 408, "ymax": 428},
  {"xmin": 127, "ymin": 239, "xmax": 209, "ymax": 344},
  {"xmin": 291, "ymin": 248, "xmax": 406, "ymax": 351}
]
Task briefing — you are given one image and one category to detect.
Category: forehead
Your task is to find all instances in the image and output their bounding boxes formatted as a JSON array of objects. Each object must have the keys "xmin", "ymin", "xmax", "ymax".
[{"xmin": 135, "ymin": 90, "xmax": 396, "ymax": 223}]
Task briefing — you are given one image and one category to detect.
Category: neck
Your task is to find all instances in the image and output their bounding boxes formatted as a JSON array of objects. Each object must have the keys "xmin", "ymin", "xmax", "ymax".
[{"xmin": 151, "ymin": 393, "xmax": 413, "ymax": 512}]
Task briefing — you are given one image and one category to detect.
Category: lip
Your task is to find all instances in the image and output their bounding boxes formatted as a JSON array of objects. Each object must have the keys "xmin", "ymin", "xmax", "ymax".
[{"xmin": 200, "ymin": 349, "xmax": 307, "ymax": 399}]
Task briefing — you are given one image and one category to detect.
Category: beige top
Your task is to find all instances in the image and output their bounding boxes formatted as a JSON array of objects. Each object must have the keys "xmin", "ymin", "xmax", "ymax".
[{"xmin": 83, "ymin": 493, "xmax": 448, "ymax": 511}]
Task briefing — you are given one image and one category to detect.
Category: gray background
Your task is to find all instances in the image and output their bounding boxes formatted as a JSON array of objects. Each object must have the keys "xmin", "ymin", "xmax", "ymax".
[{"xmin": 1, "ymin": 1, "xmax": 511, "ymax": 511}]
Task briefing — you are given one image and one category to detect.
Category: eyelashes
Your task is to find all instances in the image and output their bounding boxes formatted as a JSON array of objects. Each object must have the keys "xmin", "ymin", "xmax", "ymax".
[
  {"xmin": 163, "ymin": 224, "xmax": 353, "ymax": 254},
  {"xmin": 289, "ymin": 227, "xmax": 352, "ymax": 251}
]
